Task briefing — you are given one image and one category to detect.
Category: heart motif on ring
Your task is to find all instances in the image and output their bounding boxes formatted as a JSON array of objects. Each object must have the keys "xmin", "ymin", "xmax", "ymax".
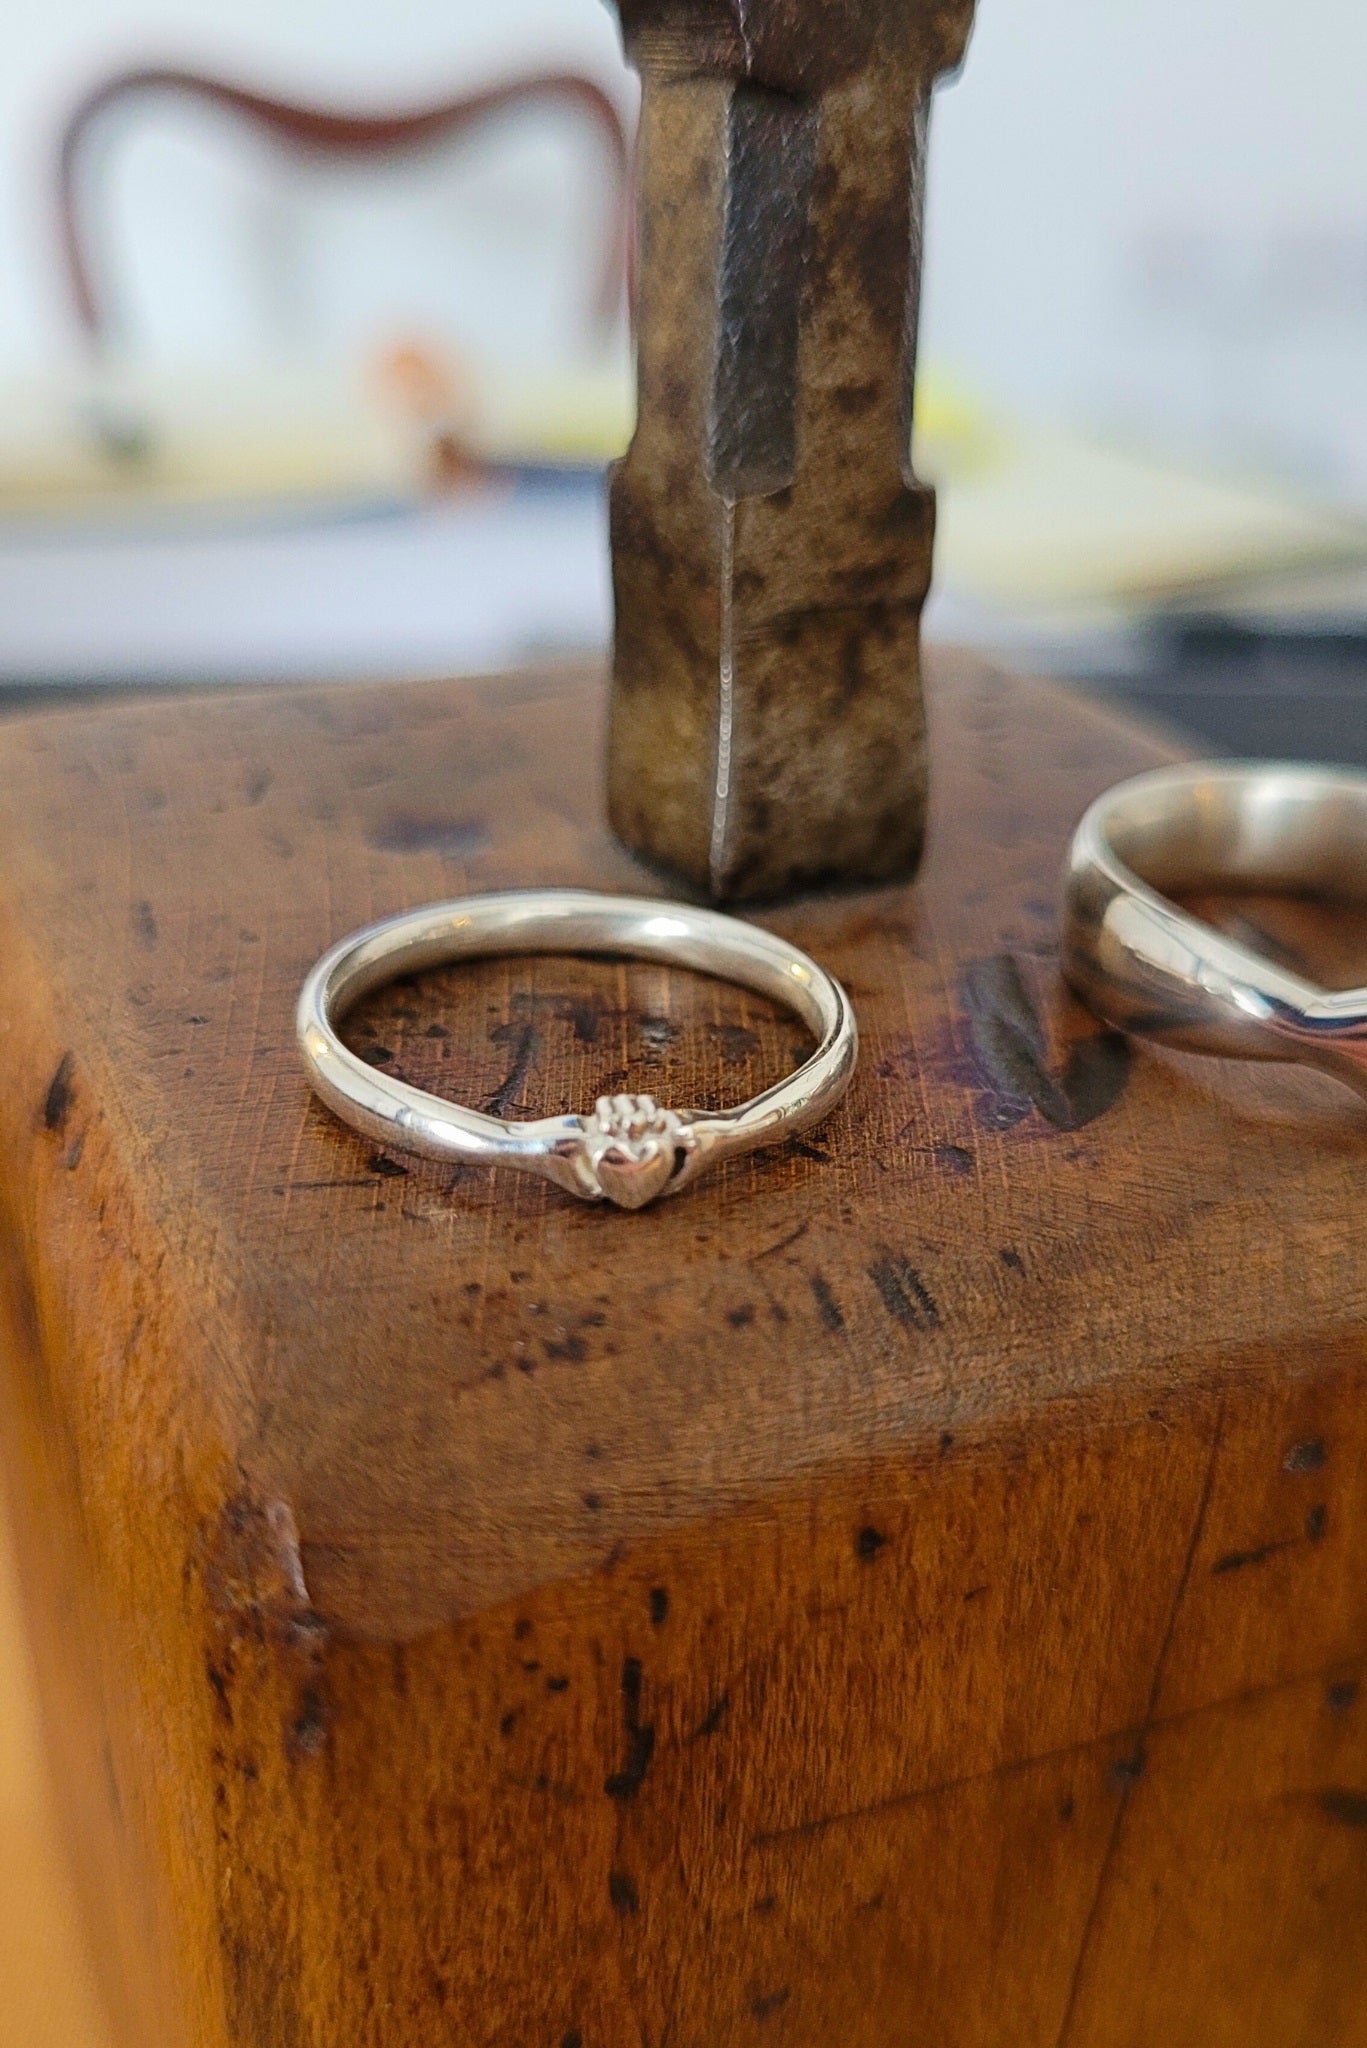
[{"xmin": 584, "ymin": 1094, "xmax": 689, "ymax": 1209}]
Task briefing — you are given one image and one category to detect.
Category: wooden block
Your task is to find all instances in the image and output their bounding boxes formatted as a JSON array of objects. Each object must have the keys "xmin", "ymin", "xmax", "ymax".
[{"xmin": 0, "ymin": 654, "xmax": 1363, "ymax": 2048}]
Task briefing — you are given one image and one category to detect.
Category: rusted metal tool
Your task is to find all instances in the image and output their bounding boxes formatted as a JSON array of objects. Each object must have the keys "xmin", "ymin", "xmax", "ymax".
[{"xmin": 607, "ymin": 0, "xmax": 977, "ymax": 901}]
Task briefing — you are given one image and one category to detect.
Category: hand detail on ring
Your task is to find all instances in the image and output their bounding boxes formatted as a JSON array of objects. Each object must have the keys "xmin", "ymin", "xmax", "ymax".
[{"xmin": 580, "ymin": 1095, "xmax": 695, "ymax": 1209}]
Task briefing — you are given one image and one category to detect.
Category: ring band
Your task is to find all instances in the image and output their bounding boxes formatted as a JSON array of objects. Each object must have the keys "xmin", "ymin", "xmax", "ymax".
[
  {"xmin": 1062, "ymin": 762, "xmax": 1367, "ymax": 1101},
  {"xmin": 297, "ymin": 889, "xmax": 857, "ymax": 1207}
]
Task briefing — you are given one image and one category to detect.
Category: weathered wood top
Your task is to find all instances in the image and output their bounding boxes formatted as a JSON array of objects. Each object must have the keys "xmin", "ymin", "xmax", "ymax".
[{"xmin": 0, "ymin": 655, "xmax": 1361, "ymax": 1640}]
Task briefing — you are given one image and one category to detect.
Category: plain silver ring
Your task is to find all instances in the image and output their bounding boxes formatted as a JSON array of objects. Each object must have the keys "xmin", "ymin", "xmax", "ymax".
[
  {"xmin": 297, "ymin": 888, "xmax": 858, "ymax": 1207},
  {"xmin": 1062, "ymin": 761, "xmax": 1367, "ymax": 1101}
]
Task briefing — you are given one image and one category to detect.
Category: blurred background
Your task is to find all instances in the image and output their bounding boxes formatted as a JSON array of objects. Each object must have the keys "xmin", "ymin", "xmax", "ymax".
[
  {"xmin": 0, "ymin": 0, "xmax": 1361, "ymax": 748},
  {"xmin": 0, "ymin": 1, "xmax": 1365, "ymax": 2039}
]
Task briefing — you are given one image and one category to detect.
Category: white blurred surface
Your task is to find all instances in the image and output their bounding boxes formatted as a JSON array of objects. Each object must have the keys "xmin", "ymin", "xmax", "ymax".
[{"xmin": 0, "ymin": 476, "xmax": 611, "ymax": 684}]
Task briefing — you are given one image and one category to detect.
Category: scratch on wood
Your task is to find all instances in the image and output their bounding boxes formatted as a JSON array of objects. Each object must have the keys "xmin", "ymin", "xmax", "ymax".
[
  {"xmin": 484, "ymin": 1019, "xmax": 538, "ymax": 1118},
  {"xmin": 752, "ymin": 1222, "xmax": 809, "ymax": 1262},
  {"xmin": 1052, "ymin": 1399, "xmax": 1224, "ymax": 2047},
  {"xmin": 868, "ymin": 1251, "xmax": 939, "ymax": 1330}
]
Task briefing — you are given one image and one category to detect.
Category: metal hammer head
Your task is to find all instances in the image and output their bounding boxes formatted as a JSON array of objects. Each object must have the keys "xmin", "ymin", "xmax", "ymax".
[{"xmin": 607, "ymin": 0, "xmax": 977, "ymax": 901}]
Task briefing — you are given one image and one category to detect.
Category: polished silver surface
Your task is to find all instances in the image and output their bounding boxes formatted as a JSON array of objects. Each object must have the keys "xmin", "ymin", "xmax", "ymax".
[
  {"xmin": 1063, "ymin": 762, "xmax": 1367, "ymax": 1100},
  {"xmin": 298, "ymin": 889, "xmax": 857, "ymax": 1207}
]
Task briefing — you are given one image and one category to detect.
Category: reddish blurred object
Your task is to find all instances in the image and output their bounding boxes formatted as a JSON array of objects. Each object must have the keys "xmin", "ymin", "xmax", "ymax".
[
  {"xmin": 368, "ymin": 337, "xmax": 489, "ymax": 492},
  {"xmin": 56, "ymin": 64, "xmax": 632, "ymax": 358}
]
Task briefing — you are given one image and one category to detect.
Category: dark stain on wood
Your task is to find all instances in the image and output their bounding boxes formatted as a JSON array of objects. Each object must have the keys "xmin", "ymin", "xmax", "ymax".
[
  {"xmin": 608, "ymin": 1869, "xmax": 639, "ymax": 1916},
  {"xmin": 962, "ymin": 953, "xmax": 1130, "ymax": 1132},
  {"xmin": 750, "ymin": 1987, "xmax": 791, "ymax": 2020},
  {"xmin": 370, "ymin": 814, "xmax": 488, "ymax": 858},
  {"xmin": 605, "ymin": 1657, "xmax": 655, "ymax": 1801},
  {"xmin": 132, "ymin": 899, "xmax": 159, "ymax": 949},
  {"xmin": 42, "ymin": 1052, "xmax": 75, "ymax": 1132},
  {"xmin": 1319, "ymin": 1789, "xmax": 1367, "ymax": 1829},
  {"xmin": 1284, "ymin": 1439, "xmax": 1327, "ymax": 1473},
  {"xmin": 289, "ymin": 1687, "xmax": 329, "ymax": 1760},
  {"xmin": 856, "ymin": 1526, "xmax": 887, "ymax": 1561},
  {"xmin": 809, "ymin": 1274, "xmax": 845, "ymax": 1332},
  {"xmin": 692, "ymin": 1693, "xmax": 729, "ymax": 1740},
  {"xmin": 1212, "ymin": 1537, "xmax": 1298, "ymax": 1575}
]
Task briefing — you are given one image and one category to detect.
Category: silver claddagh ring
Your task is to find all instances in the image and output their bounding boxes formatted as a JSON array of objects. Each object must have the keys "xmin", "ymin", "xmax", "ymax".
[{"xmin": 297, "ymin": 889, "xmax": 857, "ymax": 1208}]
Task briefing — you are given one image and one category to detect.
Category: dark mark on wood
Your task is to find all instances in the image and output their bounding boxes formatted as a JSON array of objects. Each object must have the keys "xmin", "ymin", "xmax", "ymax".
[
  {"xmin": 868, "ymin": 1251, "xmax": 939, "ymax": 1330},
  {"xmin": 605, "ymin": 1656, "xmax": 655, "ymax": 1800},
  {"xmin": 856, "ymin": 1526, "xmax": 887, "ymax": 1560},
  {"xmin": 545, "ymin": 1333, "xmax": 588, "ymax": 1363},
  {"xmin": 132, "ymin": 898, "xmax": 158, "ymax": 948},
  {"xmin": 708, "ymin": 1021, "xmax": 761, "ymax": 1062},
  {"xmin": 608, "ymin": 1869, "xmax": 639, "ymax": 1915},
  {"xmin": 1284, "ymin": 1438, "xmax": 1327, "ymax": 1473},
  {"xmin": 809, "ymin": 1274, "xmax": 845, "ymax": 1332},
  {"xmin": 289, "ymin": 1687, "xmax": 328, "ymax": 1759},
  {"xmin": 43, "ymin": 1052, "xmax": 74, "ymax": 1132},
  {"xmin": 753, "ymin": 1221, "xmax": 809, "ymax": 1261},
  {"xmin": 370, "ymin": 814, "xmax": 488, "ymax": 858},
  {"xmin": 692, "ymin": 1693, "xmax": 729, "ymax": 1740},
  {"xmin": 1306, "ymin": 1503, "xmax": 1328, "ymax": 1541},
  {"xmin": 484, "ymin": 1019, "xmax": 538, "ymax": 1118},
  {"xmin": 368, "ymin": 1153, "xmax": 408, "ymax": 1178},
  {"xmin": 962, "ymin": 953, "xmax": 1131, "ymax": 1131},
  {"xmin": 1108, "ymin": 1749, "xmax": 1146, "ymax": 1788},
  {"xmin": 1327, "ymin": 1680, "xmax": 1359, "ymax": 1712},
  {"xmin": 1212, "ymin": 1536, "xmax": 1298, "ymax": 1574},
  {"xmin": 649, "ymin": 1587, "xmax": 669, "ymax": 1625},
  {"xmin": 1320, "ymin": 1788, "xmax": 1367, "ymax": 1828},
  {"xmin": 750, "ymin": 1987, "xmax": 791, "ymax": 2021}
]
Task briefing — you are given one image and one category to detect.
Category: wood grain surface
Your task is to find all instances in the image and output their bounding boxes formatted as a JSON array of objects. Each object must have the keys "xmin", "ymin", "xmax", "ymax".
[
  {"xmin": 0, "ymin": 1489, "xmax": 111, "ymax": 2048},
  {"xmin": 0, "ymin": 653, "xmax": 1363, "ymax": 2046}
]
